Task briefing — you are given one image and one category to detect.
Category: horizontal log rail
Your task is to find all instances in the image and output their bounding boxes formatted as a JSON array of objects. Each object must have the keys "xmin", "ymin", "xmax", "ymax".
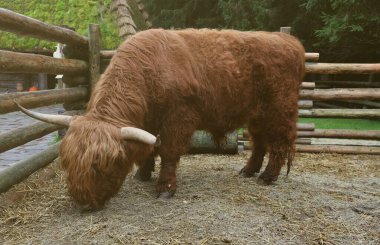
[
  {"xmin": 311, "ymin": 138, "xmax": 380, "ymax": 147},
  {"xmin": 301, "ymin": 82, "xmax": 315, "ymax": 90},
  {"xmin": 300, "ymin": 88, "xmax": 380, "ymax": 100},
  {"xmin": 0, "ymin": 87, "xmax": 88, "ymax": 114},
  {"xmin": 240, "ymin": 142, "xmax": 380, "ymax": 154},
  {"xmin": 0, "ymin": 8, "xmax": 88, "ymax": 47},
  {"xmin": 298, "ymin": 100, "xmax": 313, "ymax": 109},
  {"xmin": 100, "ymin": 50, "xmax": 116, "ymax": 59},
  {"xmin": 306, "ymin": 62, "xmax": 380, "ymax": 74},
  {"xmin": 296, "ymin": 122, "xmax": 316, "ymax": 131},
  {"xmin": 295, "ymin": 144, "xmax": 380, "ymax": 155},
  {"xmin": 0, "ymin": 142, "xmax": 60, "ymax": 193},
  {"xmin": 0, "ymin": 123, "xmax": 61, "ymax": 154},
  {"xmin": 0, "ymin": 50, "xmax": 88, "ymax": 74},
  {"xmin": 242, "ymin": 130, "xmax": 380, "ymax": 142},
  {"xmin": 304, "ymin": 53, "xmax": 319, "ymax": 61},
  {"xmin": 100, "ymin": 50, "xmax": 320, "ymax": 61},
  {"xmin": 0, "ymin": 110, "xmax": 83, "ymax": 153},
  {"xmin": 297, "ymin": 129, "xmax": 380, "ymax": 140},
  {"xmin": 296, "ymin": 138, "xmax": 312, "ymax": 145},
  {"xmin": 299, "ymin": 109, "xmax": 380, "ymax": 118},
  {"xmin": 315, "ymin": 80, "xmax": 380, "ymax": 88}
]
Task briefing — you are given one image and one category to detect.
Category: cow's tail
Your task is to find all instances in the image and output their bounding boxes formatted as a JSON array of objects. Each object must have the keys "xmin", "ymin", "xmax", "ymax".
[{"xmin": 286, "ymin": 146, "xmax": 295, "ymax": 175}]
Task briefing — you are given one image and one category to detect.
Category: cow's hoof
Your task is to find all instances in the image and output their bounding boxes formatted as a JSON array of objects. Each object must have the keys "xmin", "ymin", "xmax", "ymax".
[
  {"xmin": 258, "ymin": 174, "xmax": 278, "ymax": 185},
  {"xmin": 134, "ymin": 169, "xmax": 152, "ymax": 182},
  {"xmin": 239, "ymin": 167, "xmax": 256, "ymax": 178},
  {"xmin": 157, "ymin": 191, "xmax": 175, "ymax": 199}
]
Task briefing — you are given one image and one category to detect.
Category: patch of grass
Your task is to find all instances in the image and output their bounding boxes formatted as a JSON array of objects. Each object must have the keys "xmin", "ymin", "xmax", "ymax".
[
  {"xmin": 48, "ymin": 132, "xmax": 62, "ymax": 145},
  {"xmin": 298, "ymin": 118, "xmax": 380, "ymax": 130}
]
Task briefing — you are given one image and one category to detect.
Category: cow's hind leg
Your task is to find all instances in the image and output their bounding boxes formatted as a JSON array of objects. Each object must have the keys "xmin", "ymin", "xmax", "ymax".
[
  {"xmin": 258, "ymin": 122, "xmax": 296, "ymax": 184},
  {"xmin": 240, "ymin": 133, "xmax": 266, "ymax": 177},
  {"xmin": 135, "ymin": 156, "xmax": 155, "ymax": 181}
]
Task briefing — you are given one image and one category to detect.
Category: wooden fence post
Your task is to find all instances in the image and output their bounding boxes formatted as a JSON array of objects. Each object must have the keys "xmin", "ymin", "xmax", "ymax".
[
  {"xmin": 88, "ymin": 24, "xmax": 101, "ymax": 95},
  {"xmin": 280, "ymin": 26, "xmax": 291, "ymax": 34}
]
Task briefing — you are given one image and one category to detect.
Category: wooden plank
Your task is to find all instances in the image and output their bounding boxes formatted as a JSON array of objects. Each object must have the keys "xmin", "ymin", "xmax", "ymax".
[
  {"xmin": 297, "ymin": 129, "xmax": 380, "ymax": 140},
  {"xmin": 241, "ymin": 143, "xmax": 380, "ymax": 154},
  {"xmin": 0, "ymin": 87, "xmax": 88, "ymax": 114},
  {"xmin": 295, "ymin": 144, "xmax": 380, "ymax": 155},
  {"xmin": 0, "ymin": 8, "xmax": 88, "ymax": 46},
  {"xmin": 300, "ymin": 88, "xmax": 380, "ymax": 100},
  {"xmin": 296, "ymin": 138, "xmax": 311, "ymax": 144},
  {"xmin": 0, "ymin": 110, "xmax": 83, "ymax": 153},
  {"xmin": 0, "ymin": 50, "xmax": 88, "ymax": 74},
  {"xmin": 305, "ymin": 53, "xmax": 319, "ymax": 61},
  {"xmin": 0, "ymin": 142, "xmax": 60, "ymax": 193},
  {"xmin": 280, "ymin": 27, "xmax": 291, "ymax": 34},
  {"xmin": 301, "ymin": 82, "xmax": 315, "ymax": 89},
  {"xmin": 311, "ymin": 138, "xmax": 380, "ymax": 146},
  {"xmin": 299, "ymin": 109, "xmax": 380, "ymax": 118},
  {"xmin": 100, "ymin": 50, "xmax": 116, "ymax": 59},
  {"xmin": 315, "ymin": 80, "xmax": 380, "ymax": 88},
  {"xmin": 299, "ymin": 100, "xmax": 313, "ymax": 109},
  {"xmin": 88, "ymin": 24, "xmax": 101, "ymax": 93},
  {"xmin": 306, "ymin": 62, "xmax": 380, "ymax": 74},
  {"xmin": 297, "ymin": 123, "xmax": 316, "ymax": 131}
]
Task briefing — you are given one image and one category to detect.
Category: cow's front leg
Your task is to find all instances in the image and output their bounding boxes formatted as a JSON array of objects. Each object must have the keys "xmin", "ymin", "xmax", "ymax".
[
  {"xmin": 156, "ymin": 156, "xmax": 179, "ymax": 198},
  {"xmin": 135, "ymin": 157, "xmax": 155, "ymax": 181},
  {"xmin": 155, "ymin": 106, "xmax": 200, "ymax": 198}
]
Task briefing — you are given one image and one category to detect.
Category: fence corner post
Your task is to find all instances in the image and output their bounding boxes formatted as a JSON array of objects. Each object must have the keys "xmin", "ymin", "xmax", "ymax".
[
  {"xmin": 88, "ymin": 24, "xmax": 101, "ymax": 95},
  {"xmin": 280, "ymin": 26, "xmax": 291, "ymax": 34}
]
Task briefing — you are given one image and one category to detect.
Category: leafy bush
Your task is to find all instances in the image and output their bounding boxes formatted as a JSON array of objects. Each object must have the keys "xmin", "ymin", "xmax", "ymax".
[
  {"xmin": 143, "ymin": 0, "xmax": 380, "ymax": 62},
  {"xmin": 0, "ymin": 0, "xmax": 121, "ymax": 50}
]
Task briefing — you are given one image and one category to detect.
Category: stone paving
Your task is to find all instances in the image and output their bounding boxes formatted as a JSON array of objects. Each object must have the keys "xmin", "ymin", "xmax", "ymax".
[{"xmin": 0, "ymin": 104, "xmax": 63, "ymax": 170}]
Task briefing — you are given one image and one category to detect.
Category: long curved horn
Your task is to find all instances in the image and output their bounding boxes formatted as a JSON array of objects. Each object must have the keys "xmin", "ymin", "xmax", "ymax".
[
  {"xmin": 14, "ymin": 100, "xmax": 72, "ymax": 127},
  {"xmin": 121, "ymin": 127, "xmax": 160, "ymax": 146}
]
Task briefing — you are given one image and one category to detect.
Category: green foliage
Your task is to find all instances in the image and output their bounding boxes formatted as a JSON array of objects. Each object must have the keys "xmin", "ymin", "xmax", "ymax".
[
  {"xmin": 0, "ymin": 0, "xmax": 121, "ymax": 50},
  {"xmin": 49, "ymin": 132, "xmax": 62, "ymax": 145},
  {"xmin": 144, "ymin": 0, "xmax": 223, "ymax": 29},
  {"xmin": 2, "ymin": 0, "xmax": 378, "ymax": 61},
  {"xmin": 306, "ymin": 0, "xmax": 380, "ymax": 62},
  {"xmin": 143, "ymin": 0, "xmax": 380, "ymax": 62}
]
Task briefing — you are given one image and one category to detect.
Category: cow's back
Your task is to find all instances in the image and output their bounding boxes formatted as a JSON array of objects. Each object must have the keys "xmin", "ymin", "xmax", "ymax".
[{"xmin": 90, "ymin": 29, "xmax": 304, "ymax": 134}]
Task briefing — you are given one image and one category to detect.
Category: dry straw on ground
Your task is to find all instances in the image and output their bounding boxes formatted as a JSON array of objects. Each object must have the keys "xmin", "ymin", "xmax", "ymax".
[{"xmin": 0, "ymin": 152, "xmax": 379, "ymax": 244}]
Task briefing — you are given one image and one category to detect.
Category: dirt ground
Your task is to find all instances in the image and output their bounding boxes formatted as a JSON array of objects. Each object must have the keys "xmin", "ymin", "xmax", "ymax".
[{"xmin": 0, "ymin": 152, "xmax": 379, "ymax": 244}]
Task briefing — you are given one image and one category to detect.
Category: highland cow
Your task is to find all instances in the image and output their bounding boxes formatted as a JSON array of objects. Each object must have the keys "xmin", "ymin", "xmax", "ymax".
[{"xmin": 17, "ymin": 29, "xmax": 305, "ymax": 209}]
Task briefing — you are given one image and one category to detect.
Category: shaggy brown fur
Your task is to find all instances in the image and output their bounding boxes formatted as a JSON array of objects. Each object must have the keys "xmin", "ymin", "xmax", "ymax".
[{"xmin": 60, "ymin": 29, "xmax": 305, "ymax": 209}]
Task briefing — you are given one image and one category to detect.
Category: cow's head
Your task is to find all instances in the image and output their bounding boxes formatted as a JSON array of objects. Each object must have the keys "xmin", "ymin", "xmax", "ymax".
[{"xmin": 15, "ymin": 101, "xmax": 159, "ymax": 210}]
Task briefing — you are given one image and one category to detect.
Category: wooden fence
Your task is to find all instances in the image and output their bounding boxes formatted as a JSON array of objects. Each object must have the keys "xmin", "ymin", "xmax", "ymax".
[{"xmin": 0, "ymin": 8, "xmax": 379, "ymax": 192}]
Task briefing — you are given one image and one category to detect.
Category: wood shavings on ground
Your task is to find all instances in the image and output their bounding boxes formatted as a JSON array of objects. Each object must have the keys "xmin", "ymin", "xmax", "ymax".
[{"xmin": 0, "ymin": 152, "xmax": 379, "ymax": 244}]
